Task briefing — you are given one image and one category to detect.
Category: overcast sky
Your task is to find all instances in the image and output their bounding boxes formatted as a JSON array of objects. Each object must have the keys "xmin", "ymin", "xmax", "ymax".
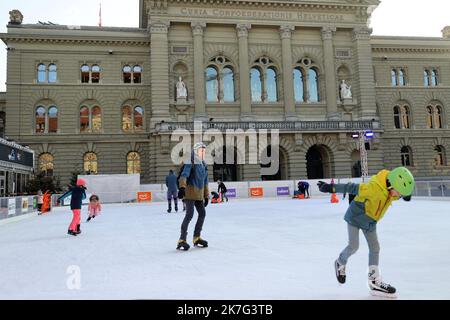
[{"xmin": 1, "ymin": 0, "xmax": 449, "ymax": 92}]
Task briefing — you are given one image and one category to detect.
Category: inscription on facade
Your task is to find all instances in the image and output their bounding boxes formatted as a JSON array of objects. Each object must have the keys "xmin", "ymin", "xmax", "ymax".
[{"xmin": 175, "ymin": 7, "xmax": 347, "ymax": 22}]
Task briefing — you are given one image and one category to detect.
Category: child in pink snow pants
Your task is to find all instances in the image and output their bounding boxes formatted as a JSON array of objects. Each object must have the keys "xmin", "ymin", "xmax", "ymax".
[{"xmin": 58, "ymin": 178, "xmax": 87, "ymax": 236}]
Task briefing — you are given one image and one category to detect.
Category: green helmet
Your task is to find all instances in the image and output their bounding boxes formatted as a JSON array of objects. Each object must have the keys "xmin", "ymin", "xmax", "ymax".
[{"xmin": 387, "ymin": 167, "xmax": 415, "ymax": 196}]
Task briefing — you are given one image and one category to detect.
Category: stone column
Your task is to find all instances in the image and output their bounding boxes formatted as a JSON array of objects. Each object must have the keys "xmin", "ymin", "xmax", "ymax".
[
  {"xmin": 280, "ymin": 25, "xmax": 297, "ymax": 121},
  {"xmin": 150, "ymin": 22, "xmax": 171, "ymax": 127},
  {"xmin": 191, "ymin": 22, "xmax": 208, "ymax": 121},
  {"xmin": 321, "ymin": 26, "xmax": 339, "ymax": 120},
  {"xmin": 353, "ymin": 26, "xmax": 378, "ymax": 120},
  {"xmin": 236, "ymin": 24, "xmax": 254, "ymax": 121}
]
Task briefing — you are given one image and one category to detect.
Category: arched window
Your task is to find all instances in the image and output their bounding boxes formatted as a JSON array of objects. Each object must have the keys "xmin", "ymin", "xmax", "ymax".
[
  {"xmin": 48, "ymin": 64, "xmax": 57, "ymax": 83},
  {"xmin": 250, "ymin": 67, "xmax": 262, "ymax": 102},
  {"xmin": 435, "ymin": 105, "xmax": 443, "ymax": 129},
  {"xmin": 37, "ymin": 64, "xmax": 47, "ymax": 83},
  {"xmin": 401, "ymin": 105, "xmax": 410, "ymax": 129},
  {"xmin": 81, "ymin": 64, "xmax": 90, "ymax": 83},
  {"xmin": 35, "ymin": 107, "xmax": 46, "ymax": 133},
  {"xmin": 80, "ymin": 106, "xmax": 90, "ymax": 133},
  {"xmin": 401, "ymin": 146, "xmax": 413, "ymax": 167},
  {"xmin": 39, "ymin": 153, "xmax": 54, "ymax": 177},
  {"xmin": 431, "ymin": 69, "xmax": 439, "ymax": 86},
  {"xmin": 293, "ymin": 68, "xmax": 305, "ymax": 102},
  {"xmin": 295, "ymin": 58, "xmax": 320, "ymax": 103},
  {"xmin": 434, "ymin": 146, "xmax": 446, "ymax": 166},
  {"xmin": 424, "ymin": 70, "xmax": 431, "ymax": 86},
  {"xmin": 91, "ymin": 106, "xmax": 102, "ymax": 132},
  {"xmin": 48, "ymin": 106, "xmax": 58, "ymax": 133},
  {"xmin": 134, "ymin": 106, "xmax": 144, "ymax": 131},
  {"xmin": 133, "ymin": 65, "xmax": 142, "ymax": 83},
  {"xmin": 393, "ymin": 106, "xmax": 401, "ymax": 129},
  {"xmin": 399, "ymin": 69, "xmax": 406, "ymax": 86},
  {"xmin": 308, "ymin": 68, "xmax": 319, "ymax": 102},
  {"xmin": 266, "ymin": 67, "xmax": 278, "ymax": 102},
  {"xmin": 84, "ymin": 152, "xmax": 98, "ymax": 174},
  {"xmin": 91, "ymin": 65, "xmax": 100, "ymax": 83},
  {"xmin": 122, "ymin": 106, "xmax": 132, "ymax": 132},
  {"xmin": 206, "ymin": 67, "xmax": 219, "ymax": 102},
  {"xmin": 127, "ymin": 152, "xmax": 141, "ymax": 174},
  {"xmin": 222, "ymin": 67, "xmax": 235, "ymax": 102},
  {"xmin": 251, "ymin": 57, "xmax": 279, "ymax": 103},
  {"xmin": 123, "ymin": 65, "xmax": 132, "ymax": 83},
  {"xmin": 391, "ymin": 69, "xmax": 398, "ymax": 86},
  {"xmin": 427, "ymin": 106, "xmax": 434, "ymax": 128}
]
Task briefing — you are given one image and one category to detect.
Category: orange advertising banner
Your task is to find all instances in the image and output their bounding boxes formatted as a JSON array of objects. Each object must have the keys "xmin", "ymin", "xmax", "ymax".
[
  {"xmin": 249, "ymin": 187, "xmax": 264, "ymax": 198},
  {"xmin": 137, "ymin": 192, "xmax": 152, "ymax": 203}
]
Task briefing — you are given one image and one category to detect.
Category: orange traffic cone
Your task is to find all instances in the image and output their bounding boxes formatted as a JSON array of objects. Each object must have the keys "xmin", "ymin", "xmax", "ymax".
[{"xmin": 330, "ymin": 178, "xmax": 339, "ymax": 203}]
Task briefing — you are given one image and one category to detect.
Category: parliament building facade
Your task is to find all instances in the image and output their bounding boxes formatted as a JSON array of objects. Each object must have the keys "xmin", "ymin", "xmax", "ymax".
[{"xmin": 1, "ymin": 0, "xmax": 450, "ymax": 185}]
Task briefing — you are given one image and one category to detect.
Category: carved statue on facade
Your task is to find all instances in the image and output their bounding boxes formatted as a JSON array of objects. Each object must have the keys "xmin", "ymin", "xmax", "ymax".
[
  {"xmin": 176, "ymin": 76, "xmax": 187, "ymax": 100},
  {"xmin": 9, "ymin": 10, "xmax": 23, "ymax": 25},
  {"xmin": 340, "ymin": 80, "xmax": 352, "ymax": 100}
]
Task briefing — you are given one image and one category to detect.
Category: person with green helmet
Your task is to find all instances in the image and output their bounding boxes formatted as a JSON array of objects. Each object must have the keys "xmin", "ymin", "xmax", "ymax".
[{"xmin": 317, "ymin": 167, "xmax": 415, "ymax": 298}]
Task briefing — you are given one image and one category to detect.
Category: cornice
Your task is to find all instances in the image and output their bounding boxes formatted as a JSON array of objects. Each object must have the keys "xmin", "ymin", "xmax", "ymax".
[
  {"xmin": 1, "ymin": 34, "xmax": 150, "ymax": 46},
  {"xmin": 166, "ymin": 0, "xmax": 374, "ymax": 12},
  {"xmin": 372, "ymin": 46, "xmax": 450, "ymax": 54}
]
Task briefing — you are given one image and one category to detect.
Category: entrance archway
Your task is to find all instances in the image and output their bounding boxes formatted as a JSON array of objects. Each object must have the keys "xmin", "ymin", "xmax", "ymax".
[
  {"xmin": 260, "ymin": 145, "xmax": 288, "ymax": 181},
  {"xmin": 213, "ymin": 146, "xmax": 240, "ymax": 181},
  {"xmin": 306, "ymin": 145, "xmax": 332, "ymax": 179},
  {"xmin": 351, "ymin": 150, "xmax": 362, "ymax": 178}
]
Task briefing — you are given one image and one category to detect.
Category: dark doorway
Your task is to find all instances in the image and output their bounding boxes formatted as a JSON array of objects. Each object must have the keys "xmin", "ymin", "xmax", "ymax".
[
  {"xmin": 213, "ymin": 146, "xmax": 238, "ymax": 182},
  {"xmin": 306, "ymin": 146, "xmax": 324, "ymax": 179},
  {"xmin": 261, "ymin": 145, "xmax": 287, "ymax": 181}
]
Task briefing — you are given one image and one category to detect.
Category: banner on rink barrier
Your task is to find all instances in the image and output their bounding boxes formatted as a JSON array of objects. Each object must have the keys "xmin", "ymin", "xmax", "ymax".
[
  {"xmin": 137, "ymin": 192, "xmax": 152, "ymax": 203},
  {"xmin": 276, "ymin": 186, "xmax": 290, "ymax": 196},
  {"xmin": 21, "ymin": 198, "xmax": 28, "ymax": 213},
  {"xmin": 8, "ymin": 199, "xmax": 15, "ymax": 216},
  {"xmin": 249, "ymin": 187, "xmax": 264, "ymax": 198},
  {"xmin": 227, "ymin": 188, "xmax": 236, "ymax": 198}
]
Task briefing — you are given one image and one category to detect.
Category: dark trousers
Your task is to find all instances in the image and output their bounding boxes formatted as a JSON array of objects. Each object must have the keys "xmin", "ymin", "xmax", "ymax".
[
  {"xmin": 220, "ymin": 191, "xmax": 228, "ymax": 202},
  {"xmin": 180, "ymin": 200, "xmax": 206, "ymax": 241},
  {"xmin": 305, "ymin": 186, "xmax": 310, "ymax": 197}
]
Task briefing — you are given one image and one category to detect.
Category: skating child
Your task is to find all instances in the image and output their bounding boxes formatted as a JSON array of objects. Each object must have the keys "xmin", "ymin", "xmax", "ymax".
[
  {"xmin": 317, "ymin": 167, "xmax": 415, "ymax": 298},
  {"xmin": 211, "ymin": 191, "xmax": 221, "ymax": 203},
  {"xmin": 57, "ymin": 178, "xmax": 87, "ymax": 236},
  {"xmin": 87, "ymin": 194, "xmax": 102, "ymax": 222}
]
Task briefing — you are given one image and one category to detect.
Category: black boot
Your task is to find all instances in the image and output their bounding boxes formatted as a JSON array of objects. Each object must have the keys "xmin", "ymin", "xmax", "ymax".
[
  {"xmin": 167, "ymin": 201, "xmax": 172, "ymax": 213},
  {"xmin": 68, "ymin": 229, "xmax": 77, "ymax": 236},
  {"xmin": 86, "ymin": 216, "xmax": 92, "ymax": 222},
  {"xmin": 176, "ymin": 240, "xmax": 190, "ymax": 251},
  {"xmin": 175, "ymin": 203, "xmax": 178, "ymax": 212},
  {"xmin": 193, "ymin": 237, "xmax": 208, "ymax": 248},
  {"xmin": 75, "ymin": 224, "xmax": 81, "ymax": 235}
]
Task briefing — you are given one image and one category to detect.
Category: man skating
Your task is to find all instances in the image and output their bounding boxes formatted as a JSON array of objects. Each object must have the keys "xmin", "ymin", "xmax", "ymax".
[
  {"xmin": 318, "ymin": 167, "xmax": 415, "ymax": 298},
  {"xmin": 176, "ymin": 142, "xmax": 210, "ymax": 251},
  {"xmin": 165, "ymin": 170, "xmax": 179, "ymax": 213}
]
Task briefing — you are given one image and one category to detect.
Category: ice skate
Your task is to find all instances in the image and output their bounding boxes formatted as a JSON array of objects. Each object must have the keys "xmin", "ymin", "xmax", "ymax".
[
  {"xmin": 86, "ymin": 216, "xmax": 92, "ymax": 222},
  {"xmin": 67, "ymin": 229, "xmax": 77, "ymax": 236},
  {"xmin": 368, "ymin": 266, "xmax": 397, "ymax": 298},
  {"xmin": 193, "ymin": 237, "xmax": 208, "ymax": 248},
  {"xmin": 176, "ymin": 240, "xmax": 190, "ymax": 251},
  {"xmin": 75, "ymin": 224, "xmax": 82, "ymax": 235},
  {"xmin": 334, "ymin": 259, "xmax": 346, "ymax": 284}
]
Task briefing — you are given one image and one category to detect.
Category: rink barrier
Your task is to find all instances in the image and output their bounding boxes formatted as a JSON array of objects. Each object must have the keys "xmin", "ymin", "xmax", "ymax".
[{"xmin": 0, "ymin": 196, "xmax": 38, "ymax": 221}]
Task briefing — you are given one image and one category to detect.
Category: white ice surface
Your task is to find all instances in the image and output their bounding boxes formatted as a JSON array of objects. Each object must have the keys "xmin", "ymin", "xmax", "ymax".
[{"xmin": 0, "ymin": 197, "xmax": 449, "ymax": 300}]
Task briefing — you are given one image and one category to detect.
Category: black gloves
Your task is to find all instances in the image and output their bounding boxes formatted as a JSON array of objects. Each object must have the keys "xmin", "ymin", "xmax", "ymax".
[
  {"xmin": 204, "ymin": 197, "xmax": 209, "ymax": 207},
  {"xmin": 402, "ymin": 195, "xmax": 412, "ymax": 202},
  {"xmin": 178, "ymin": 188, "xmax": 185, "ymax": 199},
  {"xmin": 317, "ymin": 181, "xmax": 336, "ymax": 193}
]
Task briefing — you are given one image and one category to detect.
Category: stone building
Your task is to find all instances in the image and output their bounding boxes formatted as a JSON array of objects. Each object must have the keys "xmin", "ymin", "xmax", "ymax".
[{"xmin": 1, "ymin": 0, "xmax": 449, "ymax": 185}]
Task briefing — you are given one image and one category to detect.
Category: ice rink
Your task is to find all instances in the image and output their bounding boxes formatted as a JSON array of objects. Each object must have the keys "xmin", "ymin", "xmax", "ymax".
[{"xmin": 0, "ymin": 197, "xmax": 449, "ymax": 300}]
